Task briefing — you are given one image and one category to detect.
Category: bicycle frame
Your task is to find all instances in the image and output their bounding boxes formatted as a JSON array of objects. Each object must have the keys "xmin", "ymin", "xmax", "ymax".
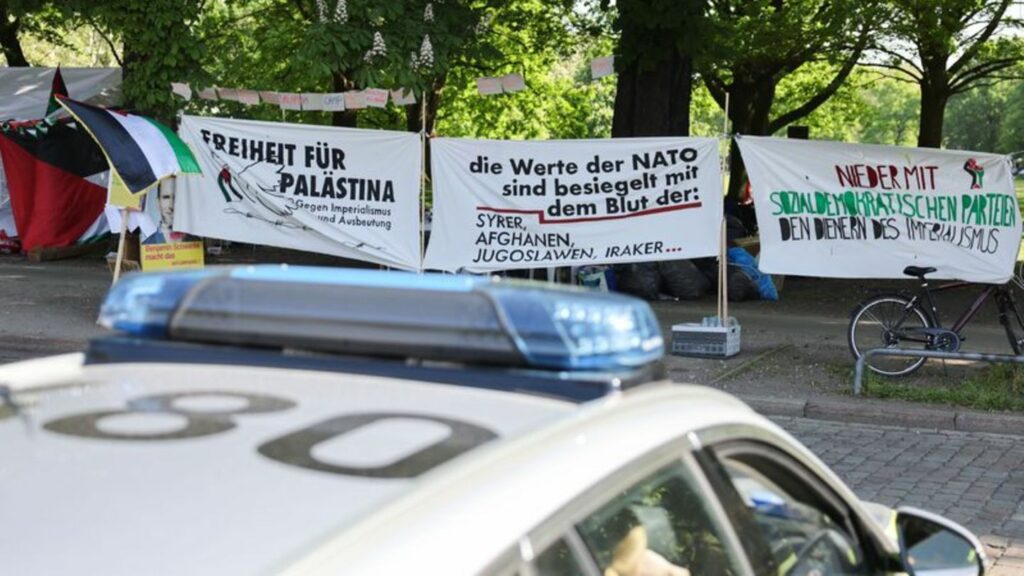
[{"xmin": 915, "ymin": 280, "xmax": 1001, "ymax": 335}]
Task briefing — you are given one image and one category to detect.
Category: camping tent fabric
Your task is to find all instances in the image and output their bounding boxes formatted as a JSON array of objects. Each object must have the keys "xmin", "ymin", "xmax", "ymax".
[
  {"xmin": 0, "ymin": 68, "xmax": 121, "ymax": 121},
  {"xmin": 0, "ymin": 123, "xmax": 109, "ymax": 250}
]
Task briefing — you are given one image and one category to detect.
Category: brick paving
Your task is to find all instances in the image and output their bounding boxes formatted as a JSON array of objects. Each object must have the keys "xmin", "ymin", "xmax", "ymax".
[{"xmin": 774, "ymin": 416, "xmax": 1024, "ymax": 572}]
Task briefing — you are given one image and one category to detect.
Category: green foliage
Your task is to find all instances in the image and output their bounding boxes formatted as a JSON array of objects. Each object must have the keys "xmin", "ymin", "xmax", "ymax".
[
  {"xmin": 998, "ymin": 81, "xmax": 1024, "ymax": 153},
  {"xmin": 856, "ymin": 74, "xmax": 919, "ymax": 146},
  {"xmin": 945, "ymin": 82, "xmax": 1010, "ymax": 152},
  {"xmin": 871, "ymin": 0, "xmax": 1024, "ymax": 145},
  {"xmin": 437, "ymin": 24, "xmax": 615, "ymax": 140}
]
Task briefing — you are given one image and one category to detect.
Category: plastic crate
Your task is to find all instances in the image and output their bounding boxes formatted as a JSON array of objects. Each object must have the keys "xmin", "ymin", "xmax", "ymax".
[{"xmin": 671, "ymin": 318, "xmax": 741, "ymax": 358}]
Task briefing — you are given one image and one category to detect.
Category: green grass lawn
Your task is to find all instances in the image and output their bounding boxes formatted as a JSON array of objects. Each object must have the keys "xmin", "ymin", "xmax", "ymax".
[{"xmin": 858, "ymin": 364, "xmax": 1024, "ymax": 412}]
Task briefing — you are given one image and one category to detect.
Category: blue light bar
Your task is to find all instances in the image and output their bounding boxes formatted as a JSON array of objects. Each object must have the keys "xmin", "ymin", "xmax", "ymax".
[{"xmin": 97, "ymin": 266, "xmax": 664, "ymax": 372}]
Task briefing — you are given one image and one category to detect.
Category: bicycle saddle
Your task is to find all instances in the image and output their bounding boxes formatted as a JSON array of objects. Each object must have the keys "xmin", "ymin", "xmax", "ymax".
[{"xmin": 903, "ymin": 266, "xmax": 937, "ymax": 277}]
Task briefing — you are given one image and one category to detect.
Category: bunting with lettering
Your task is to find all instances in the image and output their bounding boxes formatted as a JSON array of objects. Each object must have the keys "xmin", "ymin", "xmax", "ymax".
[{"xmin": 736, "ymin": 136, "xmax": 1021, "ymax": 283}]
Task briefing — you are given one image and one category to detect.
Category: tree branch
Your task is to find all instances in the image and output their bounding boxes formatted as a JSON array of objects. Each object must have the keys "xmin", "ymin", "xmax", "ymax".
[
  {"xmin": 868, "ymin": 44, "xmax": 924, "ymax": 75},
  {"xmin": 949, "ymin": 0, "xmax": 1013, "ymax": 75},
  {"xmin": 768, "ymin": 35, "xmax": 868, "ymax": 133},
  {"xmin": 950, "ymin": 57, "xmax": 1023, "ymax": 92},
  {"xmin": 863, "ymin": 61, "xmax": 924, "ymax": 83},
  {"xmin": 85, "ymin": 17, "xmax": 123, "ymax": 67}
]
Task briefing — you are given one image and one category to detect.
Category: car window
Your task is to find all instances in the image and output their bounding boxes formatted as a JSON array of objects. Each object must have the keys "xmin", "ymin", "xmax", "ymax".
[
  {"xmin": 533, "ymin": 538, "xmax": 586, "ymax": 576},
  {"xmin": 575, "ymin": 462, "xmax": 741, "ymax": 576},
  {"xmin": 716, "ymin": 454, "xmax": 870, "ymax": 576}
]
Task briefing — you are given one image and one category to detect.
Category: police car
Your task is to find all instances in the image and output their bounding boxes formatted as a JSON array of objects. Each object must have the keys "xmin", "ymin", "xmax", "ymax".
[{"xmin": 0, "ymin": 267, "xmax": 985, "ymax": 576}]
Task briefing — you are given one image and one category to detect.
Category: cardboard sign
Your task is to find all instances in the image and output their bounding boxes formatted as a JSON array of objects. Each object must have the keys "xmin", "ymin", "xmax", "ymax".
[{"xmin": 141, "ymin": 240, "xmax": 205, "ymax": 271}]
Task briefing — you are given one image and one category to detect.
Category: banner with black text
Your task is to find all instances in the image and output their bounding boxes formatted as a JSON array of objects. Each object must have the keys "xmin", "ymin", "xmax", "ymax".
[
  {"xmin": 175, "ymin": 116, "xmax": 421, "ymax": 270},
  {"xmin": 423, "ymin": 137, "xmax": 722, "ymax": 272},
  {"xmin": 737, "ymin": 136, "xmax": 1022, "ymax": 284}
]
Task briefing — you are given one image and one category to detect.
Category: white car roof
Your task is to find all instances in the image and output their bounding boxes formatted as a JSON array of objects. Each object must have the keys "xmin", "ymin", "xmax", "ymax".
[
  {"xmin": 0, "ymin": 358, "xmax": 576, "ymax": 576},
  {"xmin": 1, "ymin": 353, "xmax": 877, "ymax": 576}
]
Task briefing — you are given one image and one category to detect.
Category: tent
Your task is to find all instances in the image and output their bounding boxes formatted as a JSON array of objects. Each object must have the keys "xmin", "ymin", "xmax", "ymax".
[
  {"xmin": 0, "ymin": 67, "xmax": 121, "ymax": 122},
  {"xmin": 0, "ymin": 68, "xmax": 122, "ymax": 250}
]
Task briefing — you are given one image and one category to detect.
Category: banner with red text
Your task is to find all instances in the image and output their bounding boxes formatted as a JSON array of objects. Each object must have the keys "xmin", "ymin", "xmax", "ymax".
[
  {"xmin": 423, "ymin": 137, "xmax": 722, "ymax": 272},
  {"xmin": 737, "ymin": 136, "xmax": 1022, "ymax": 283}
]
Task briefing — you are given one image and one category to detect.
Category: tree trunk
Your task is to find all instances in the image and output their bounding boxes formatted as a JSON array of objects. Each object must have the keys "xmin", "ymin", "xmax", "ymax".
[
  {"xmin": 330, "ymin": 71, "xmax": 358, "ymax": 127},
  {"xmin": 723, "ymin": 77, "xmax": 775, "ymax": 201},
  {"xmin": 917, "ymin": 84, "xmax": 947, "ymax": 148},
  {"xmin": 0, "ymin": 5, "xmax": 29, "ymax": 67},
  {"xmin": 611, "ymin": 50, "xmax": 692, "ymax": 138}
]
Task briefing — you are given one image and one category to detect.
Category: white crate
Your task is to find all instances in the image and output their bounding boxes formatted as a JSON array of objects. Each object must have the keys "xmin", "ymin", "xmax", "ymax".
[{"xmin": 671, "ymin": 318, "xmax": 741, "ymax": 358}]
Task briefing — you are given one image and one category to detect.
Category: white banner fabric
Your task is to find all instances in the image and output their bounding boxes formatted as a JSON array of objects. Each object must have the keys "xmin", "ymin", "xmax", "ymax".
[
  {"xmin": 175, "ymin": 116, "xmax": 422, "ymax": 270},
  {"xmin": 737, "ymin": 136, "xmax": 1022, "ymax": 283},
  {"xmin": 0, "ymin": 67, "xmax": 121, "ymax": 121},
  {"xmin": 423, "ymin": 137, "xmax": 723, "ymax": 272}
]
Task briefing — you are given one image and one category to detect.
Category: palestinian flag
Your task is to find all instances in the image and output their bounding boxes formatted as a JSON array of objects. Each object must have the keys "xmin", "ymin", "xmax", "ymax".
[
  {"xmin": 46, "ymin": 67, "xmax": 68, "ymax": 117},
  {"xmin": 57, "ymin": 96, "xmax": 201, "ymax": 194},
  {"xmin": 0, "ymin": 121, "xmax": 108, "ymax": 251}
]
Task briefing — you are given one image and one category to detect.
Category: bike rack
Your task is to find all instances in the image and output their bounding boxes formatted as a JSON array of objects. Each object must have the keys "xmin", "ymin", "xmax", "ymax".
[{"xmin": 854, "ymin": 348, "xmax": 1024, "ymax": 395}]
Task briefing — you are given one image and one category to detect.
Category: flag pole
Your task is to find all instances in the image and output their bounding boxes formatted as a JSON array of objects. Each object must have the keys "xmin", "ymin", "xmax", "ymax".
[{"xmin": 112, "ymin": 207, "xmax": 130, "ymax": 284}]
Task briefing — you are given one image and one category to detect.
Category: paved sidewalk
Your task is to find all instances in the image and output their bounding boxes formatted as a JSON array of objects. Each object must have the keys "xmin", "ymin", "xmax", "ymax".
[{"xmin": 777, "ymin": 416, "xmax": 1024, "ymax": 571}]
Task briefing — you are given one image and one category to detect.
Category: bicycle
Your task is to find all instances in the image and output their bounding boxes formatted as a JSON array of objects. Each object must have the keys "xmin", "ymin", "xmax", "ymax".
[{"xmin": 847, "ymin": 265, "xmax": 1024, "ymax": 376}]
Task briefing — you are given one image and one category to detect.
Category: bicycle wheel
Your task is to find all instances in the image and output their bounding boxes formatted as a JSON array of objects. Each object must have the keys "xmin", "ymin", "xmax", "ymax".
[
  {"xmin": 997, "ymin": 288, "xmax": 1024, "ymax": 355},
  {"xmin": 848, "ymin": 294, "xmax": 933, "ymax": 376}
]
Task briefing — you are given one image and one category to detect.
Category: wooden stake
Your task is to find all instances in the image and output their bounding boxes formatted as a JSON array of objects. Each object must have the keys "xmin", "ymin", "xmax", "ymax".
[
  {"xmin": 420, "ymin": 94, "xmax": 427, "ymax": 271},
  {"xmin": 112, "ymin": 207, "xmax": 130, "ymax": 284},
  {"xmin": 721, "ymin": 219, "xmax": 729, "ymax": 326}
]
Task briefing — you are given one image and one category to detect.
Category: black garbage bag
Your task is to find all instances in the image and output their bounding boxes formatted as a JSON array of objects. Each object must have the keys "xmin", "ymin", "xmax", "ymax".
[
  {"xmin": 692, "ymin": 256, "xmax": 718, "ymax": 284},
  {"xmin": 727, "ymin": 264, "xmax": 759, "ymax": 301},
  {"xmin": 657, "ymin": 259, "xmax": 710, "ymax": 300},
  {"xmin": 613, "ymin": 262, "xmax": 661, "ymax": 300}
]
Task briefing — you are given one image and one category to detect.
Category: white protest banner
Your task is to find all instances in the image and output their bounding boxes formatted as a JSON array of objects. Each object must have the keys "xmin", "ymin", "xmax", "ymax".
[
  {"xmin": 737, "ymin": 136, "xmax": 1022, "ymax": 283},
  {"xmin": 344, "ymin": 91, "xmax": 367, "ymax": 110},
  {"xmin": 423, "ymin": 137, "xmax": 722, "ymax": 272},
  {"xmin": 301, "ymin": 93, "xmax": 324, "ymax": 111},
  {"xmin": 260, "ymin": 91, "xmax": 281, "ymax": 105},
  {"xmin": 171, "ymin": 82, "xmax": 193, "ymax": 101},
  {"xmin": 591, "ymin": 56, "xmax": 614, "ymax": 79},
  {"xmin": 364, "ymin": 88, "xmax": 389, "ymax": 108},
  {"xmin": 500, "ymin": 73, "xmax": 525, "ymax": 93},
  {"xmin": 175, "ymin": 116, "xmax": 422, "ymax": 270},
  {"xmin": 237, "ymin": 89, "xmax": 261, "ymax": 106},
  {"xmin": 391, "ymin": 89, "xmax": 416, "ymax": 106},
  {"xmin": 322, "ymin": 93, "xmax": 346, "ymax": 111},
  {"xmin": 279, "ymin": 93, "xmax": 302, "ymax": 110},
  {"xmin": 476, "ymin": 77, "xmax": 503, "ymax": 96},
  {"xmin": 217, "ymin": 88, "xmax": 240, "ymax": 102}
]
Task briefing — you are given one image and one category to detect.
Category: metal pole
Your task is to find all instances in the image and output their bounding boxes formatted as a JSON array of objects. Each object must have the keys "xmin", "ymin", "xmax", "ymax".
[{"xmin": 854, "ymin": 347, "xmax": 1024, "ymax": 395}]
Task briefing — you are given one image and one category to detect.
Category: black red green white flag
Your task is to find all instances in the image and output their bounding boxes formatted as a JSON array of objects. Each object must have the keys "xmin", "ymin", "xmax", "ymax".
[{"xmin": 56, "ymin": 96, "xmax": 201, "ymax": 193}]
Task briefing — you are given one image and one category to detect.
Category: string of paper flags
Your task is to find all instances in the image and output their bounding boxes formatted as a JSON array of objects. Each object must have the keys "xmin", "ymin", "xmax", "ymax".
[{"xmin": 169, "ymin": 55, "xmax": 614, "ymax": 111}]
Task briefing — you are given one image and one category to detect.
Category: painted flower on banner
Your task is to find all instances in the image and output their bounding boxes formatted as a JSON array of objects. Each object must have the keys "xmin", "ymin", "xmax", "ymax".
[
  {"xmin": 424, "ymin": 3, "xmax": 434, "ymax": 22},
  {"xmin": 364, "ymin": 31, "xmax": 387, "ymax": 63},
  {"xmin": 334, "ymin": 0, "xmax": 348, "ymax": 23}
]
